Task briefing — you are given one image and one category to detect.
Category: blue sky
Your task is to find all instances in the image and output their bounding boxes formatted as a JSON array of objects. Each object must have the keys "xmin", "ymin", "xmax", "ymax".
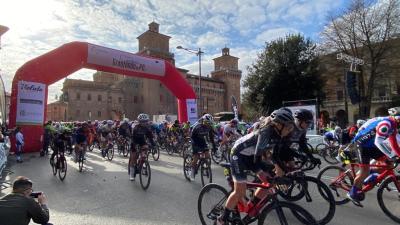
[{"xmin": 0, "ymin": 0, "xmax": 347, "ymax": 102}]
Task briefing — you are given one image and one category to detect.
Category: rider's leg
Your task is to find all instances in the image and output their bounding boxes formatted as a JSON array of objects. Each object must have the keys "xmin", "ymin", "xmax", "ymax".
[
  {"xmin": 129, "ymin": 143, "xmax": 138, "ymax": 180},
  {"xmin": 349, "ymin": 146, "xmax": 371, "ymax": 200}
]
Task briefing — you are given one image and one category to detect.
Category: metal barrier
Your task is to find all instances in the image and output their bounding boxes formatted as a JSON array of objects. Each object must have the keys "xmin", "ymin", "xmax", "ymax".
[{"xmin": 0, "ymin": 136, "xmax": 12, "ymax": 190}]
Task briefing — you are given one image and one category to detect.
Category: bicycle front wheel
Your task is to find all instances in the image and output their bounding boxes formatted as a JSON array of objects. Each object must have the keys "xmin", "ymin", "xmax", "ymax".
[
  {"xmin": 139, "ymin": 160, "xmax": 151, "ymax": 190},
  {"xmin": 377, "ymin": 175, "xmax": 400, "ymax": 223},
  {"xmin": 50, "ymin": 158, "xmax": 57, "ymax": 175},
  {"xmin": 211, "ymin": 148, "xmax": 223, "ymax": 164},
  {"xmin": 58, "ymin": 157, "xmax": 67, "ymax": 181},
  {"xmin": 323, "ymin": 147, "xmax": 339, "ymax": 165},
  {"xmin": 78, "ymin": 152, "xmax": 84, "ymax": 172},
  {"xmin": 107, "ymin": 144, "xmax": 114, "ymax": 161},
  {"xmin": 152, "ymin": 145, "xmax": 160, "ymax": 161},
  {"xmin": 183, "ymin": 154, "xmax": 193, "ymax": 181},
  {"xmin": 200, "ymin": 160, "xmax": 212, "ymax": 187},
  {"xmin": 257, "ymin": 201, "xmax": 317, "ymax": 225},
  {"xmin": 198, "ymin": 183, "xmax": 229, "ymax": 225},
  {"xmin": 317, "ymin": 165, "xmax": 352, "ymax": 205}
]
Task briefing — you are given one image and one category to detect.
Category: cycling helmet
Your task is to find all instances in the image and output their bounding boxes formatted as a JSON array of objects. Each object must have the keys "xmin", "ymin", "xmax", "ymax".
[
  {"xmin": 102, "ymin": 120, "xmax": 107, "ymax": 125},
  {"xmin": 356, "ymin": 119, "xmax": 366, "ymax": 127},
  {"xmin": 388, "ymin": 107, "xmax": 400, "ymax": 116},
  {"xmin": 294, "ymin": 109, "xmax": 313, "ymax": 123},
  {"xmin": 201, "ymin": 113, "xmax": 214, "ymax": 124},
  {"xmin": 270, "ymin": 108, "xmax": 294, "ymax": 125},
  {"xmin": 174, "ymin": 119, "xmax": 179, "ymax": 124},
  {"xmin": 137, "ymin": 113, "xmax": 150, "ymax": 122},
  {"xmin": 334, "ymin": 126, "xmax": 342, "ymax": 134},
  {"xmin": 122, "ymin": 118, "xmax": 129, "ymax": 124},
  {"xmin": 107, "ymin": 120, "xmax": 114, "ymax": 125}
]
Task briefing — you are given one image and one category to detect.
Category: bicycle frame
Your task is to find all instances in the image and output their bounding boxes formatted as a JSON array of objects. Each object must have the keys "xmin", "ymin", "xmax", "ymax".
[{"xmin": 333, "ymin": 163, "xmax": 400, "ymax": 193}]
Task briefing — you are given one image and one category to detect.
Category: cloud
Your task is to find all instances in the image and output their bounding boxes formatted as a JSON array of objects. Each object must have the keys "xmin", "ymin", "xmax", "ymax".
[
  {"xmin": 197, "ymin": 32, "xmax": 229, "ymax": 49},
  {"xmin": 252, "ymin": 28, "xmax": 300, "ymax": 45}
]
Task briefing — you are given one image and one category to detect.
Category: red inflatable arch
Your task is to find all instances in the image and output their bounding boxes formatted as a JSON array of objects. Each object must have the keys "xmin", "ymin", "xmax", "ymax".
[{"xmin": 9, "ymin": 42, "xmax": 197, "ymax": 152}]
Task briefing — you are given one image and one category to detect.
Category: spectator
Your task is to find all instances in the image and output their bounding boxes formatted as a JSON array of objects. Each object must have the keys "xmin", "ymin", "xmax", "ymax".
[
  {"xmin": 15, "ymin": 127, "xmax": 24, "ymax": 163},
  {"xmin": 0, "ymin": 176, "xmax": 51, "ymax": 225}
]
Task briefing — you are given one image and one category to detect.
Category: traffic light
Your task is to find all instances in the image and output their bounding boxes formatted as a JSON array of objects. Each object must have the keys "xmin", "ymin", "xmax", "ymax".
[{"xmin": 346, "ymin": 71, "xmax": 360, "ymax": 104}]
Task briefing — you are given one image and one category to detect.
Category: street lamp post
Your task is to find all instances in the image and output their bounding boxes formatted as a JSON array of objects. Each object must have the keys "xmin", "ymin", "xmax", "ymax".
[{"xmin": 177, "ymin": 46, "xmax": 204, "ymax": 113}]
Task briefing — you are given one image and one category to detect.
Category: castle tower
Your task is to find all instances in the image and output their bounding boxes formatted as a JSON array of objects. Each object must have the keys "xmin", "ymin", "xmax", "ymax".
[{"xmin": 211, "ymin": 47, "xmax": 242, "ymax": 112}]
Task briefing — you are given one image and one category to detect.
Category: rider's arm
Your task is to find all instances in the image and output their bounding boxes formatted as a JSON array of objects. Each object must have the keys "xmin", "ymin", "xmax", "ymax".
[
  {"xmin": 208, "ymin": 127, "xmax": 217, "ymax": 150},
  {"xmin": 374, "ymin": 121, "xmax": 400, "ymax": 158}
]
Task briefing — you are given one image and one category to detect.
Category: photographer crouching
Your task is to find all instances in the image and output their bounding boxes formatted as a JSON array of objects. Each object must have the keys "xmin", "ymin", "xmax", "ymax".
[{"xmin": 0, "ymin": 176, "xmax": 52, "ymax": 225}]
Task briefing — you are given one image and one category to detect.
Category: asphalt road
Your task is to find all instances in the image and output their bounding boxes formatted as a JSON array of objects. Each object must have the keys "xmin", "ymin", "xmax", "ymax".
[{"xmin": 1, "ymin": 148, "xmax": 397, "ymax": 225}]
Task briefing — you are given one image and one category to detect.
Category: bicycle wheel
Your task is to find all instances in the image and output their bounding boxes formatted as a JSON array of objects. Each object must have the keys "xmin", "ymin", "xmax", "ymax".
[
  {"xmin": 183, "ymin": 154, "xmax": 193, "ymax": 181},
  {"xmin": 152, "ymin": 145, "xmax": 160, "ymax": 161},
  {"xmin": 123, "ymin": 143, "xmax": 130, "ymax": 157},
  {"xmin": 139, "ymin": 160, "xmax": 151, "ymax": 190},
  {"xmin": 377, "ymin": 175, "xmax": 400, "ymax": 223},
  {"xmin": 257, "ymin": 201, "xmax": 317, "ymax": 225},
  {"xmin": 317, "ymin": 165, "xmax": 352, "ymax": 205},
  {"xmin": 107, "ymin": 144, "xmax": 114, "ymax": 161},
  {"xmin": 78, "ymin": 152, "xmax": 84, "ymax": 172},
  {"xmin": 279, "ymin": 176, "xmax": 336, "ymax": 225},
  {"xmin": 166, "ymin": 143, "xmax": 174, "ymax": 155},
  {"xmin": 306, "ymin": 143, "xmax": 315, "ymax": 154},
  {"xmin": 200, "ymin": 160, "xmax": 212, "ymax": 187},
  {"xmin": 58, "ymin": 157, "xmax": 67, "ymax": 181},
  {"xmin": 211, "ymin": 148, "xmax": 223, "ymax": 164},
  {"xmin": 50, "ymin": 157, "xmax": 57, "ymax": 175},
  {"xmin": 323, "ymin": 147, "xmax": 339, "ymax": 165},
  {"xmin": 315, "ymin": 143, "xmax": 328, "ymax": 156},
  {"xmin": 197, "ymin": 183, "xmax": 229, "ymax": 225}
]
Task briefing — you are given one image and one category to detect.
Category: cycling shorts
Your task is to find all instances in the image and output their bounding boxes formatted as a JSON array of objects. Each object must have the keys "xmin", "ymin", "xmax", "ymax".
[
  {"xmin": 230, "ymin": 153, "xmax": 274, "ymax": 182},
  {"xmin": 191, "ymin": 139, "xmax": 208, "ymax": 154},
  {"xmin": 358, "ymin": 145, "xmax": 385, "ymax": 165}
]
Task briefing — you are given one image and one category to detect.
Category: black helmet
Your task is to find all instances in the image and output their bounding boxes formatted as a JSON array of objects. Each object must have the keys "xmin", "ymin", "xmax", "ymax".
[
  {"xmin": 270, "ymin": 108, "xmax": 294, "ymax": 125},
  {"xmin": 294, "ymin": 109, "xmax": 313, "ymax": 123}
]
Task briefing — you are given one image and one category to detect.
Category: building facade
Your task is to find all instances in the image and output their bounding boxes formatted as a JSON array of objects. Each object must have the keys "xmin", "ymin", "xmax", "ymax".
[
  {"xmin": 319, "ymin": 38, "xmax": 400, "ymax": 127},
  {"xmin": 51, "ymin": 22, "xmax": 241, "ymax": 121}
]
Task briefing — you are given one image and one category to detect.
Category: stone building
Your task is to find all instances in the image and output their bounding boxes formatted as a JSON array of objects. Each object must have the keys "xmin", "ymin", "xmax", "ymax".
[
  {"xmin": 51, "ymin": 22, "xmax": 241, "ymax": 121},
  {"xmin": 46, "ymin": 101, "xmax": 67, "ymax": 122},
  {"xmin": 319, "ymin": 38, "xmax": 400, "ymax": 127}
]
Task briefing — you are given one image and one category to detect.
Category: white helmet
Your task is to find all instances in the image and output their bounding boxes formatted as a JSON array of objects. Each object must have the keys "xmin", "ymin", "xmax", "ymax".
[
  {"xmin": 356, "ymin": 119, "xmax": 366, "ymax": 126},
  {"xmin": 137, "ymin": 113, "xmax": 149, "ymax": 122},
  {"xmin": 107, "ymin": 120, "xmax": 114, "ymax": 125},
  {"xmin": 388, "ymin": 107, "xmax": 400, "ymax": 116},
  {"xmin": 123, "ymin": 118, "xmax": 129, "ymax": 124},
  {"xmin": 201, "ymin": 114, "xmax": 214, "ymax": 124},
  {"xmin": 334, "ymin": 126, "xmax": 342, "ymax": 134}
]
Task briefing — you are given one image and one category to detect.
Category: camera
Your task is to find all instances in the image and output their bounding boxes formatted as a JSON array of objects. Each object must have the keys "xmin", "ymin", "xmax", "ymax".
[{"xmin": 30, "ymin": 192, "xmax": 42, "ymax": 198}]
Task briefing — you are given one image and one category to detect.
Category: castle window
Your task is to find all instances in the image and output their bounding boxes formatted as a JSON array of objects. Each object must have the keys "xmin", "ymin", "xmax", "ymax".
[
  {"xmin": 134, "ymin": 96, "xmax": 138, "ymax": 103},
  {"xmin": 76, "ymin": 92, "xmax": 80, "ymax": 100},
  {"xmin": 98, "ymin": 111, "xmax": 101, "ymax": 117},
  {"xmin": 118, "ymin": 97, "xmax": 122, "ymax": 103},
  {"xmin": 337, "ymin": 90, "xmax": 343, "ymax": 100},
  {"xmin": 87, "ymin": 94, "xmax": 91, "ymax": 101},
  {"xmin": 98, "ymin": 95, "xmax": 102, "ymax": 101}
]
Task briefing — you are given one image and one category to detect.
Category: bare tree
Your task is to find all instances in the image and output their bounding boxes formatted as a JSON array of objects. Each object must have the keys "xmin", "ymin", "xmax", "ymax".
[{"xmin": 321, "ymin": 0, "xmax": 400, "ymax": 118}]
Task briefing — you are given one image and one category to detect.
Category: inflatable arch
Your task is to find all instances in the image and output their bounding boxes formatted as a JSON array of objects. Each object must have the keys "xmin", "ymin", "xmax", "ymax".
[{"xmin": 9, "ymin": 42, "xmax": 197, "ymax": 152}]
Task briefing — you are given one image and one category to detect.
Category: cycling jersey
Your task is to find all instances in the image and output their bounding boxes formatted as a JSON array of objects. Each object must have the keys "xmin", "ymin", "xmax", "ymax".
[
  {"xmin": 190, "ymin": 123, "xmax": 216, "ymax": 154},
  {"xmin": 352, "ymin": 116, "xmax": 400, "ymax": 159},
  {"xmin": 76, "ymin": 127, "xmax": 87, "ymax": 144},
  {"xmin": 118, "ymin": 123, "xmax": 131, "ymax": 138},
  {"xmin": 131, "ymin": 123, "xmax": 154, "ymax": 148},
  {"xmin": 324, "ymin": 131, "xmax": 338, "ymax": 142},
  {"xmin": 222, "ymin": 124, "xmax": 239, "ymax": 138}
]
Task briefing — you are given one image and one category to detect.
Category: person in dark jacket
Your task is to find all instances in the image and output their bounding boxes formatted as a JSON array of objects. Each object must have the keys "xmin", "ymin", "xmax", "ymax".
[{"xmin": 0, "ymin": 176, "xmax": 51, "ymax": 225}]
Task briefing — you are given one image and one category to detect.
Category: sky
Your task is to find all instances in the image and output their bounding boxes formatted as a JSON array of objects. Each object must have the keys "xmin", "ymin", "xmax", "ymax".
[{"xmin": 0, "ymin": 0, "xmax": 347, "ymax": 102}]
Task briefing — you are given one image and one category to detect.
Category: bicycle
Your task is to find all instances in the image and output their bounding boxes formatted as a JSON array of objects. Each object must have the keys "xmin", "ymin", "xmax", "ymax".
[
  {"xmin": 147, "ymin": 143, "xmax": 160, "ymax": 161},
  {"xmin": 197, "ymin": 162, "xmax": 317, "ymax": 225},
  {"xmin": 317, "ymin": 157, "xmax": 400, "ymax": 223},
  {"xmin": 76, "ymin": 144, "xmax": 85, "ymax": 172},
  {"xmin": 183, "ymin": 151, "xmax": 212, "ymax": 187},
  {"xmin": 276, "ymin": 161, "xmax": 336, "ymax": 225},
  {"xmin": 50, "ymin": 146, "xmax": 67, "ymax": 181},
  {"xmin": 212, "ymin": 139, "xmax": 235, "ymax": 164},
  {"xmin": 117, "ymin": 136, "xmax": 130, "ymax": 157},
  {"xmin": 315, "ymin": 143, "xmax": 340, "ymax": 164},
  {"xmin": 128, "ymin": 145, "xmax": 151, "ymax": 190}
]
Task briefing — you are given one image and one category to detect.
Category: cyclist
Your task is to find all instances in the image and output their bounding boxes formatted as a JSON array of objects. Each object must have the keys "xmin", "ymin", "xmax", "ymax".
[
  {"xmin": 99, "ymin": 120, "xmax": 114, "ymax": 157},
  {"xmin": 349, "ymin": 119, "xmax": 366, "ymax": 138},
  {"xmin": 346, "ymin": 107, "xmax": 400, "ymax": 203},
  {"xmin": 218, "ymin": 119, "xmax": 241, "ymax": 153},
  {"xmin": 74, "ymin": 122, "xmax": 88, "ymax": 162},
  {"xmin": 118, "ymin": 118, "xmax": 131, "ymax": 140},
  {"xmin": 129, "ymin": 113, "xmax": 155, "ymax": 181},
  {"xmin": 190, "ymin": 114, "xmax": 217, "ymax": 180},
  {"xmin": 217, "ymin": 108, "xmax": 295, "ymax": 225},
  {"xmin": 323, "ymin": 126, "xmax": 341, "ymax": 147},
  {"xmin": 289, "ymin": 109, "xmax": 321, "ymax": 165}
]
